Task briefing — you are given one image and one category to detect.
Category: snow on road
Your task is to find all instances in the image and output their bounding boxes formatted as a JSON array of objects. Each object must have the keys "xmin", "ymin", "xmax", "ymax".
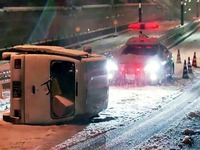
[
  {"xmin": 131, "ymin": 27, "xmax": 200, "ymax": 150},
  {"xmin": 53, "ymin": 27, "xmax": 200, "ymax": 149},
  {"xmin": 53, "ymin": 39, "xmax": 200, "ymax": 150},
  {"xmin": 52, "ymin": 69, "xmax": 200, "ymax": 149}
]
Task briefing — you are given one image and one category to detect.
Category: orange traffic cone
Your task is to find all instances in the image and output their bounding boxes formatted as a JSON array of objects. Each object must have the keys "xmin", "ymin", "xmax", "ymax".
[
  {"xmin": 192, "ymin": 52, "xmax": 197, "ymax": 67},
  {"xmin": 176, "ymin": 49, "xmax": 181, "ymax": 63},
  {"xmin": 182, "ymin": 60, "xmax": 189, "ymax": 79},
  {"xmin": 188, "ymin": 57, "xmax": 193, "ymax": 74}
]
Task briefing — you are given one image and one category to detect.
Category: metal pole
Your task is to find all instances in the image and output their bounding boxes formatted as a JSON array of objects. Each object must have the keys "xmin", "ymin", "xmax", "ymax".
[
  {"xmin": 110, "ymin": 0, "xmax": 114, "ymax": 5},
  {"xmin": 181, "ymin": 0, "xmax": 184, "ymax": 25},
  {"xmin": 77, "ymin": 34, "xmax": 80, "ymax": 46},
  {"xmin": 197, "ymin": 0, "xmax": 199, "ymax": 18},
  {"xmin": 138, "ymin": 0, "xmax": 142, "ymax": 22}
]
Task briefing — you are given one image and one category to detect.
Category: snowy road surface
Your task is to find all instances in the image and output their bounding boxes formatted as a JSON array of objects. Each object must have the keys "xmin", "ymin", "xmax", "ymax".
[
  {"xmin": 52, "ymin": 24, "xmax": 200, "ymax": 149},
  {"xmin": 1, "ymin": 21, "xmax": 200, "ymax": 149},
  {"xmin": 63, "ymin": 79, "xmax": 200, "ymax": 150}
]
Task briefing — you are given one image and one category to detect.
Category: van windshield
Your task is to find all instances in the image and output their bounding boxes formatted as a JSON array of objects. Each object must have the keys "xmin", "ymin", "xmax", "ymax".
[{"xmin": 122, "ymin": 45, "xmax": 158, "ymax": 56}]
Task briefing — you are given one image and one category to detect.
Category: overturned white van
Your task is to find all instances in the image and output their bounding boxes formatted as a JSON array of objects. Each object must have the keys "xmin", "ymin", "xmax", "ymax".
[{"xmin": 3, "ymin": 45, "xmax": 109, "ymax": 125}]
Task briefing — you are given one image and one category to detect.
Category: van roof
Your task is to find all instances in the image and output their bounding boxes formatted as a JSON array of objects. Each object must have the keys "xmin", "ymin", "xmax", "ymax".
[
  {"xmin": 126, "ymin": 37, "xmax": 159, "ymax": 45},
  {"xmin": 13, "ymin": 45, "xmax": 89, "ymax": 57}
]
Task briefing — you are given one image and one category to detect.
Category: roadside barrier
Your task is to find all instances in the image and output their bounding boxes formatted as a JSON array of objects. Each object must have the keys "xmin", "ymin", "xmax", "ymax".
[
  {"xmin": 188, "ymin": 57, "xmax": 193, "ymax": 74},
  {"xmin": 192, "ymin": 52, "xmax": 197, "ymax": 67},
  {"xmin": 182, "ymin": 59, "xmax": 189, "ymax": 79},
  {"xmin": 176, "ymin": 49, "xmax": 182, "ymax": 63}
]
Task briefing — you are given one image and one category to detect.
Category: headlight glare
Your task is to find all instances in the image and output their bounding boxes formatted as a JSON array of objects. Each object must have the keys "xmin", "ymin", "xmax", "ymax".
[
  {"xmin": 107, "ymin": 73, "xmax": 114, "ymax": 79},
  {"xmin": 150, "ymin": 73, "xmax": 158, "ymax": 81},
  {"xmin": 161, "ymin": 61, "xmax": 167, "ymax": 65},
  {"xmin": 106, "ymin": 60, "xmax": 118, "ymax": 72},
  {"xmin": 144, "ymin": 61, "xmax": 160, "ymax": 73}
]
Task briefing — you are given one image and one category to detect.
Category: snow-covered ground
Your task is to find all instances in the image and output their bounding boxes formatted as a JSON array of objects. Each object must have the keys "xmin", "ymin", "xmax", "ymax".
[
  {"xmin": 0, "ymin": 72, "xmax": 199, "ymax": 150},
  {"xmin": 52, "ymin": 68, "xmax": 200, "ymax": 150},
  {"xmin": 1, "ymin": 22, "xmax": 200, "ymax": 149},
  {"xmin": 135, "ymin": 109, "xmax": 200, "ymax": 150},
  {"xmin": 133, "ymin": 27, "xmax": 200, "ymax": 150}
]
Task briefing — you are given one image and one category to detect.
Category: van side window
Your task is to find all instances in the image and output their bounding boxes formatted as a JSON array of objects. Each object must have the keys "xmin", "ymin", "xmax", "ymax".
[{"xmin": 50, "ymin": 61, "xmax": 75, "ymax": 102}]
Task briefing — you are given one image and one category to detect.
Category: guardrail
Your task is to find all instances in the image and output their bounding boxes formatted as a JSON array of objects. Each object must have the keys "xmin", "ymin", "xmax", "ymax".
[
  {"xmin": 0, "ymin": 21, "xmax": 131, "ymax": 59},
  {"xmin": 0, "ymin": 20, "xmax": 199, "ymax": 60},
  {"xmin": 160, "ymin": 20, "xmax": 200, "ymax": 49}
]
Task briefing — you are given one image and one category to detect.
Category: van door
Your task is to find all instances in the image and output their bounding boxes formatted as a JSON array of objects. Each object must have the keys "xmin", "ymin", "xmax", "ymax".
[
  {"xmin": 23, "ymin": 55, "xmax": 76, "ymax": 123},
  {"xmin": 50, "ymin": 60, "xmax": 75, "ymax": 119},
  {"xmin": 24, "ymin": 55, "xmax": 52, "ymax": 123}
]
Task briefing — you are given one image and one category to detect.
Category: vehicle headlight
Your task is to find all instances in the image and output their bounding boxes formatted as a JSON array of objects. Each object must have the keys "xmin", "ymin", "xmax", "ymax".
[
  {"xmin": 106, "ymin": 60, "xmax": 118, "ymax": 72},
  {"xmin": 144, "ymin": 61, "xmax": 160, "ymax": 73},
  {"xmin": 107, "ymin": 73, "xmax": 114, "ymax": 79},
  {"xmin": 161, "ymin": 60, "xmax": 167, "ymax": 65},
  {"xmin": 150, "ymin": 73, "xmax": 158, "ymax": 81}
]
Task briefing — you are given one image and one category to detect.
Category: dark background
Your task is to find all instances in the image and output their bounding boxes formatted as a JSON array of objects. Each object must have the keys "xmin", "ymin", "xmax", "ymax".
[{"xmin": 0, "ymin": 0, "xmax": 150, "ymax": 7}]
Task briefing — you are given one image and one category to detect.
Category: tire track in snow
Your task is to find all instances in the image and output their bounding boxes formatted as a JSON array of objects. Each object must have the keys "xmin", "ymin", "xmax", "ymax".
[{"xmin": 61, "ymin": 80, "xmax": 200, "ymax": 150}]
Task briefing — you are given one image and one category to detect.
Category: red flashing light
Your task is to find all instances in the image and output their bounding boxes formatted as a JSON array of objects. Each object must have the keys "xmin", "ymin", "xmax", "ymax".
[
  {"xmin": 135, "ymin": 64, "xmax": 143, "ymax": 72},
  {"xmin": 145, "ymin": 22, "xmax": 159, "ymax": 29},
  {"xmin": 136, "ymin": 68, "xmax": 140, "ymax": 72},
  {"xmin": 146, "ymin": 46, "xmax": 152, "ymax": 49},
  {"xmin": 129, "ymin": 22, "xmax": 159, "ymax": 30},
  {"xmin": 128, "ymin": 23, "xmax": 142, "ymax": 29},
  {"xmin": 120, "ymin": 64, "xmax": 144, "ymax": 74},
  {"xmin": 119, "ymin": 65, "xmax": 126, "ymax": 73},
  {"xmin": 136, "ymin": 46, "xmax": 142, "ymax": 49}
]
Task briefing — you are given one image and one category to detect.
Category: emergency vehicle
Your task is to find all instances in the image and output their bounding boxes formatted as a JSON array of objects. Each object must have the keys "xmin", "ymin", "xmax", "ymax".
[
  {"xmin": 107, "ymin": 37, "xmax": 174, "ymax": 85},
  {"xmin": 3, "ymin": 45, "xmax": 108, "ymax": 125}
]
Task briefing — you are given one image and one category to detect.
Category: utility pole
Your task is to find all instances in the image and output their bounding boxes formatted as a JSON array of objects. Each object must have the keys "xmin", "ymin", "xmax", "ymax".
[
  {"xmin": 68, "ymin": 0, "xmax": 74, "ymax": 7},
  {"xmin": 138, "ymin": 0, "xmax": 142, "ymax": 22},
  {"xmin": 197, "ymin": 0, "xmax": 199, "ymax": 18},
  {"xmin": 181, "ymin": 0, "xmax": 184, "ymax": 25},
  {"xmin": 110, "ymin": 0, "xmax": 114, "ymax": 5}
]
